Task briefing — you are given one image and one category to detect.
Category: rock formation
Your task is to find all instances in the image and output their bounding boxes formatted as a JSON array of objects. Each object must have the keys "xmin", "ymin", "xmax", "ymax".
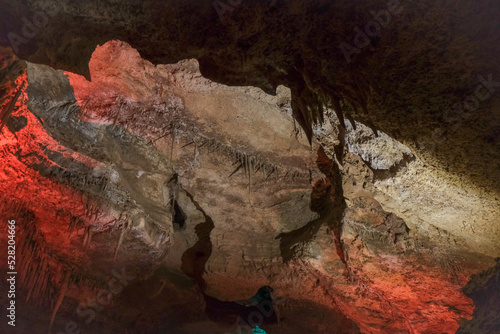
[{"xmin": 0, "ymin": 1, "xmax": 499, "ymax": 333}]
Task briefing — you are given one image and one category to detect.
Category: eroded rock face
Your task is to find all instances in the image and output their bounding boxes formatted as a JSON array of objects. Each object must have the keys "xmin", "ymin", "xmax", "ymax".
[
  {"xmin": 2, "ymin": 0, "xmax": 500, "ymax": 201},
  {"xmin": 0, "ymin": 40, "xmax": 498, "ymax": 334},
  {"xmin": 333, "ymin": 117, "xmax": 500, "ymax": 257},
  {"xmin": 0, "ymin": 42, "xmax": 352, "ymax": 334}
]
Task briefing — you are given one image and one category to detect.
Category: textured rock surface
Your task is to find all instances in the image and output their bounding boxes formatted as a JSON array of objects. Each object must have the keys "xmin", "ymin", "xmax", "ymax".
[
  {"xmin": 0, "ymin": 42, "xmax": 496, "ymax": 333},
  {"xmin": 0, "ymin": 43, "xmax": 354, "ymax": 333},
  {"xmin": 332, "ymin": 118, "xmax": 500, "ymax": 256},
  {"xmin": 0, "ymin": 1, "xmax": 500, "ymax": 333},
  {"xmin": 1, "ymin": 0, "xmax": 499, "ymax": 198}
]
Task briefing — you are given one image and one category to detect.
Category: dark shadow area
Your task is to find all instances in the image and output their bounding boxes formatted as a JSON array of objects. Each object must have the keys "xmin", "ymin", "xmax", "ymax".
[
  {"xmin": 5, "ymin": 114, "xmax": 27, "ymax": 133},
  {"xmin": 180, "ymin": 187, "xmax": 214, "ymax": 289},
  {"xmin": 172, "ymin": 200, "xmax": 187, "ymax": 230},
  {"xmin": 277, "ymin": 146, "xmax": 346, "ymax": 263},
  {"xmin": 204, "ymin": 286, "xmax": 277, "ymax": 330},
  {"xmin": 457, "ymin": 258, "xmax": 500, "ymax": 333}
]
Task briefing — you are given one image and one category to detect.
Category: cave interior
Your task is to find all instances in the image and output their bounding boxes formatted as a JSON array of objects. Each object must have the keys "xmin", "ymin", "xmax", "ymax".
[{"xmin": 0, "ymin": 1, "xmax": 500, "ymax": 334}]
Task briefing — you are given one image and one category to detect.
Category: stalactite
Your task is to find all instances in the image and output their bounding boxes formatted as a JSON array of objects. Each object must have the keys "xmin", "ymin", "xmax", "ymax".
[
  {"xmin": 255, "ymin": 158, "xmax": 262, "ymax": 174},
  {"xmin": 229, "ymin": 163, "xmax": 243, "ymax": 177},
  {"xmin": 0, "ymin": 81, "xmax": 25, "ymax": 132},
  {"xmin": 170, "ymin": 124, "xmax": 176, "ymax": 159},
  {"xmin": 34, "ymin": 259, "xmax": 49, "ymax": 301},
  {"xmin": 248, "ymin": 155, "xmax": 252, "ymax": 192},
  {"xmin": 112, "ymin": 103, "xmax": 123, "ymax": 128},
  {"xmin": 82, "ymin": 226, "xmax": 90, "ymax": 247},
  {"xmin": 181, "ymin": 141, "xmax": 194, "ymax": 148},
  {"xmin": 81, "ymin": 97, "xmax": 92, "ymax": 114},
  {"xmin": 84, "ymin": 97, "xmax": 312, "ymax": 188},
  {"xmin": 48, "ymin": 269, "xmax": 71, "ymax": 331},
  {"xmin": 113, "ymin": 224, "xmax": 128, "ymax": 261},
  {"xmin": 87, "ymin": 226, "xmax": 94, "ymax": 245},
  {"xmin": 266, "ymin": 166, "xmax": 274, "ymax": 180},
  {"xmin": 25, "ymin": 255, "xmax": 42, "ymax": 301}
]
